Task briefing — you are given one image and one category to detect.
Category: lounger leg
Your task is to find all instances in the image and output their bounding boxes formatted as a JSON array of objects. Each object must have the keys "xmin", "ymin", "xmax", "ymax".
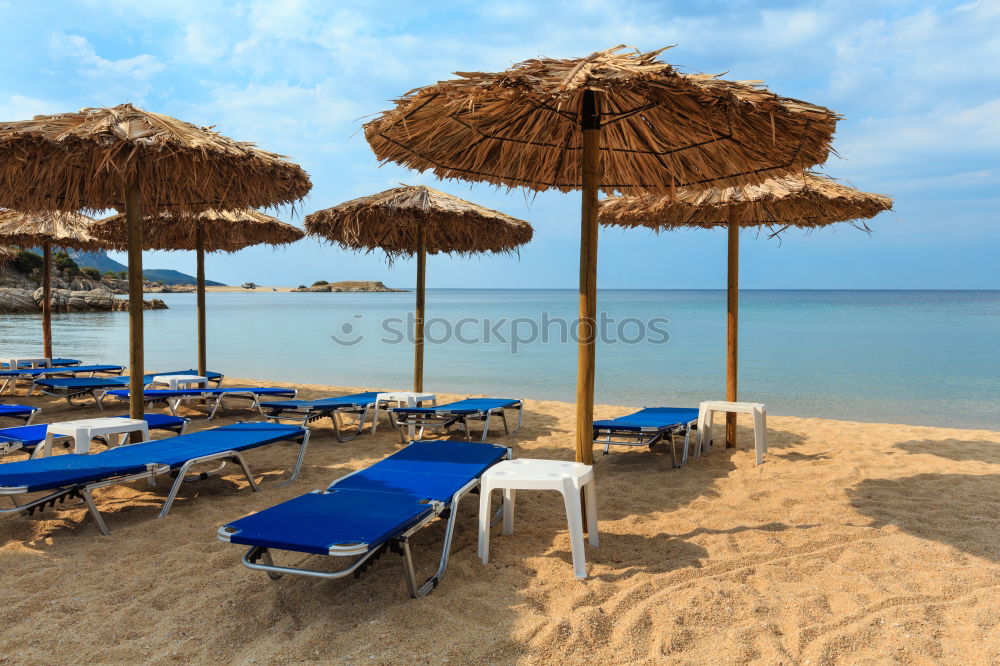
[
  {"xmin": 277, "ymin": 432, "xmax": 311, "ymax": 488},
  {"xmin": 515, "ymin": 404, "xmax": 523, "ymax": 433},
  {"xmin": 370, "ymin": 402, "xmax": 381, "ymax": 435},
  {"xmin": 500, "ymin": 410, "xmax": 509, "ymax": 435},
  {"xmin": 332, "ymin": 412, "xmax": 346, "ymax": 443},
  {"xmin": 80, "ymin": 488, "xmax": 111, "ymax": 536},
  {"xmin": 480, "ymin": 413, "xmax": 491, "ymax": 443},
  {"xmin": 668, "ymin": 434, "xmax": 678, "ymax": 468},
  {"xmin": 258, "ymin": 548, "xmax": 283, "ymax": 580},
  {"xmin": 93, "ymin": 390, "xmax": 105, "ymax": 411},
  {"xmin": 230, "ymin": 453, "xmax": 261, "ymax": 493}
]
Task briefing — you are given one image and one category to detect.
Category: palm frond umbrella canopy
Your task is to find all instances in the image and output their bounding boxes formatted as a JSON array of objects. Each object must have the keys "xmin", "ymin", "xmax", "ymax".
[
  {"xmin": 600, "ymin": 173, "xmax": 893, "ymax": 447},
  {"xmin": 93, "ymin": 209, "xmax": 304, "ymax": 376},
  {"xmin": 0, "ymin": 209, "xmax": 106, "ymax": 359},
  {"xmin": 306, "ymin": 184, "xmax": 533, "ymax": 391},
  {"xmin": 364, "ymin": 45, "xmax": 840, "ymax": 463},
  {"xmin": 0, "ymin": 104, "xmax": 311, "ymax": 422}
]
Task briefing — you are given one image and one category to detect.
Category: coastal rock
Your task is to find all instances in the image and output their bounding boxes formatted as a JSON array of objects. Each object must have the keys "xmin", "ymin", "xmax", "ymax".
[
  {"xmin": 113, "ymin": 298, "xmax": 168, "ymax": 311},
  {"xmin": 0, "ymin": 288, "xmax": 40, "ymax": 313},
  {"xmin": 292, "ymin": 280, "xmax": 407, "ymax": 293}
]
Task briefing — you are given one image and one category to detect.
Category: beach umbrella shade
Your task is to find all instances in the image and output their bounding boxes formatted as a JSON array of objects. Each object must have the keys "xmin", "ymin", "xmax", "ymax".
[
  {"xmin": 305, "ymin": 184, "xmax": 533, "ymax": 391},
  {"xmin": 600, "ymin": 172, "xmax": 893, "ymax": 446},
  {"xmin": 93, "ymin": 209, "xmax": 305, "ymax": 376},
  {"xmin": 363, "ymin": 45, "xmax": 840, "ymax": 463},
  {"xmin": 0, "ymin": 103, "xmax": 311, "ymax": 423},
  {"xmin": 0, "ymin": 209, "xmax": 107, "ymax": 359}
]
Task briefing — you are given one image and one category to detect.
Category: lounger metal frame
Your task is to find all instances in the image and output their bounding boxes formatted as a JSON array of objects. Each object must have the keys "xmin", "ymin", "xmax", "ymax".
[
  {"xmin": 112, "ymin": 388, "xmax": 297, "ymax": 420},
  {"xmin": 390, "ymin": 400, "xmax": 523, "ymax": 444},
  {"xmin": 592, "ymin": 419, "xmax": 696, "ymax": 468},
  {"xmin": 263, "ymin": 400, "xmax": 376, "ymax": 442},
  {"xmin": 0, "ymin": 429, "xmax": 310, "ymax": 535},
  {"xmin": 218, "ymin": 445, "xmax": 512, "ymax": 598}
]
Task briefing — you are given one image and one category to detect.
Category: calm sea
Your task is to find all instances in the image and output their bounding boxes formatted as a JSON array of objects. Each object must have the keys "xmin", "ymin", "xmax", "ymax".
[{"xmin": 2, "ymin": 289, "xmax": 997, "ymax": 430}]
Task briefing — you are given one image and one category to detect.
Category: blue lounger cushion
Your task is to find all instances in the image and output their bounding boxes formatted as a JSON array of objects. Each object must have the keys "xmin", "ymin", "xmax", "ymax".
[
  {"xmin": 0, "ymin": 364, "xmax": 124, "ymax": 379},
  {"xmin": 0, "ymin": 404, "xmax": 38, "ymax": 418},
  {"xmin": 393, "ymin": 398, "xmax": 520, "ymax": 415},
  {"xmin": 112, "ymin": 413, "xmax": 187, "ymax": 431},
  {"xmin": 226, "ymin": 490, "xmax": 434, "ymax": 555},
  {"xmin": 593, "ymin": 407, "xmax": 699, "ymax": 431},
  {"xmin": 224, "ymin": 441, "xmax": 508, "ymax": 555},
  {"xmin": 0, "ymin": 423, "xmax": 305, "ymax": 493},
  {"xmin": 0, "ymin": 425, "xmax": 66, "ymax": 452},
  {"xmin": 35, "ymin": 377, "xmax": 129, "ymax": 390},
  {"xmin": 259, "ymin": 392, "xmax": 382, "ymax": 410}
]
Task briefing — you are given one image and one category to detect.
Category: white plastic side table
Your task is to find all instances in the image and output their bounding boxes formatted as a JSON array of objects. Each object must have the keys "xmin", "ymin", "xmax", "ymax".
[
  {"xmin": 151, "ymin": 375, "xmax": 209, "ymax": 390},
  {"xmin": 478, "ymin": 459, "xmax": 599, "ymax": 579},
  {"xmin": 373, "ymin": 391, "xmax": 437, "ymax": 436},
  {"xmin": 697, "ymin": 401, "xmax": 767, "ymax": 465},
  {"xmin": 42, "ymin": 417, "xmax": 150, "ymax": 455}
]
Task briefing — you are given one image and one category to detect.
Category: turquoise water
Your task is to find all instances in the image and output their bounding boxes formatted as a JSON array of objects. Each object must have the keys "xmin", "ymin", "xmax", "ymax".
[{"xmin": 2, "ymin": 289, "xmax": 998, "ymax": 430}]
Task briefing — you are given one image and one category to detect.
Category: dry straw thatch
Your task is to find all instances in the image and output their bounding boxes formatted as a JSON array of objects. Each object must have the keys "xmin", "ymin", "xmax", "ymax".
[
  {"xmin": 364, "ymin": 45, "xmax": 840, "ymax": 194},
  {"xmin": 94, "ymin": 209, "xmax": 304, "ymax": 252},
  {"xmin": 0, "ymin": 104, "xmax": 311, "ymax": 214},
  {"xmin": 305, "ymin": 184, "xmax": 533, "ymax": 258},
  {"xmin": 599, "ymin": 173, "xmax": 894, "ymax": 233},
  {"xmin": 0, "ymin": 208, "xmax": 104, "ymax": 250}
]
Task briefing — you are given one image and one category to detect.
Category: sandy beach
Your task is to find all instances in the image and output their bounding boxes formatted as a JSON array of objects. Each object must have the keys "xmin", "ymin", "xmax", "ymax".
[{"xmin": 1, "ymin": 378, "xmax": 998, "ymax": 664}]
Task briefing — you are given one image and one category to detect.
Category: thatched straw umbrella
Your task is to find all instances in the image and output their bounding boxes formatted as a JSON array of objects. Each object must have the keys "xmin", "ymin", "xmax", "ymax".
[
  {"xmin": 0, "ymin": 103, "xmax": 311, "ymax": 423},
  {"xmin": 600, "ymin": 173, "xmax": 893, "ymax": 447},
  {"xmin": 0, "ymin": 209, "xmax": 106, "ymax": 359},
  {"xmin": 93, "ymin": 209, "xmax": 304, "ymax": 376},
  {"xmin": 364, "ymin": 45, "xmax": 840, "ymax": 463},
  {"xmin": 306, "ymin": 184, "xmax": 532, "ymax": 391}
]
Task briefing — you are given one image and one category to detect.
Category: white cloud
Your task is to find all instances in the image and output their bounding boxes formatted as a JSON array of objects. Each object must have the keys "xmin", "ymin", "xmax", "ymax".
[
  {"xmin": 50, "ymin": 33, "xmax": 165, "ymax": 81},
  {"xmin": 0, "ymin": 94, "xmax": 62, "ymax": 120}
]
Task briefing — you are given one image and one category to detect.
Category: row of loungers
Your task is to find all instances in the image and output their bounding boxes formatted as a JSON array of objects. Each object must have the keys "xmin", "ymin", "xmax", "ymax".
[
  {"xmin": 0, "ymin": 374, "xmax": 703, "ymax": 596},
  {"xmin": 0, "ymin": 423, "xmax": 309, "ymax": 535}
]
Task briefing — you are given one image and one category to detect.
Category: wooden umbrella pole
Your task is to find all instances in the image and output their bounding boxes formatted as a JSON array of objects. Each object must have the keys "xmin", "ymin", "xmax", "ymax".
[
  {"xmin": 196, "ymin": 226, "xmax": 207, "ymax": 377},
  {"xmin": 124, "ymin": 175, "xmax": 145, "ymax": 431},
  {"xmin": 575, "ymin": 89, "xmax": 601, "ymax": 465},
  {"xmin": 41, "ymin": 241, "xmax": 53, "ymax": 359},
  {"xmin": 413, "ymin": 218, "xmax": 426, "ymax": 392},
  {"xmin": 726, "ymin": 213, "xmax": 739, "ymax": 447}
]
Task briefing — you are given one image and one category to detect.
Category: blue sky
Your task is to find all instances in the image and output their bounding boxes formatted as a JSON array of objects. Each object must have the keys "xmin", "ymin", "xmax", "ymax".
[{"xmin": 1, "ymin": 0, "xmax": 997, "ymax": 288}]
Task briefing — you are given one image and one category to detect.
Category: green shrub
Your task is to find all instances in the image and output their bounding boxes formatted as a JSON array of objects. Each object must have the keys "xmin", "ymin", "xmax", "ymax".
[
  {"xmin": 103, "ymin": 270, "xmax": 117, "ymax": 278},
  {"xmin": 11, "ymin": 250, "xmax": 43, "ymax": 273},
  {"xmin": 117, "ymin": 271, "xmax": 128, "ymax": 279},
  {"xmin": 80, "ymin": 266, "xmax": 101, "ymax": 280},
  {"xmin": 53, "ymin": 251, "xmax": 79, "ymax": 274},
  {"xmin": 312, "ymin": 280, "xmax": 328, "ymax": 286},
  {"xmin": 298, "ymin": 285, "xmax": 307, "ymax": 289}
]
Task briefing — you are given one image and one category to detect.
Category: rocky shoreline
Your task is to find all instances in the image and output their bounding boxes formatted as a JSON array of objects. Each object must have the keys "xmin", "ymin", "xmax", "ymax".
[{"xmin": 0, "ymin": 268, "xmax": 166, "ymax": 313}]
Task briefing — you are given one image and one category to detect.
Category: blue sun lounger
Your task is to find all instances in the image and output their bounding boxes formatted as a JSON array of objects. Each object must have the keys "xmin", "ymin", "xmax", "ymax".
[
  {"xmin": 0, "ymin": 422, "xmax": 309, "ymax": 535},
  {"xmin": 34, "ymin": 369, "xmax": 225, "ymax": 406},
  {"xmin": 0, "ymin": 414, "xmax": 188, "ymax": 457},
  {"xmin": 592, "ymin": 407, "xmax": 700, "ymax": 467},
  {"xmin": 219, "ymin": 439, "xmax": 510, "ymax": 598},
  {"xmin": 0, "ymin": 364, "xmax": 125, "ymax": 395},
  {"xmin": 105, "ymin": 387, "xmax": 297, "ymax": 420},
  {"xmin": 390, "ymin": 398, "xmax": 523, "ymax": 443},
  {"xmin": 0, "ymin": 403, "xmax": 39, "ymax": 425},
  {"xmin": 0, "ymin": 358, "xmax": 80, "ymax": 370},
  {"xmin": 260, "ymin": 391, "xmax": 383, "ymax": 441}
]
